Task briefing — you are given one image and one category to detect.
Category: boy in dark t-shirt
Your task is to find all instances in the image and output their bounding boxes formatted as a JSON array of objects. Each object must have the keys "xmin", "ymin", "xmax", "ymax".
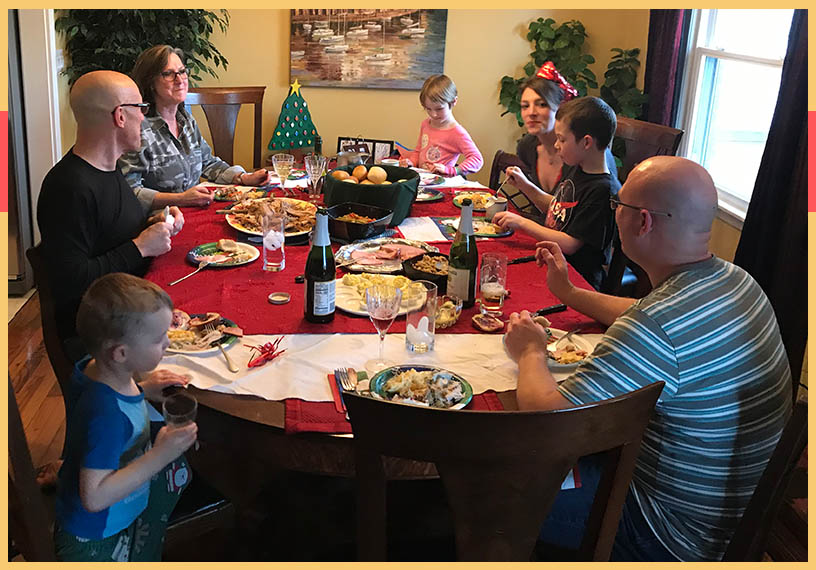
[{"xmin": 494, "ymin": 97, "xmax": 620, "ymax": 289}]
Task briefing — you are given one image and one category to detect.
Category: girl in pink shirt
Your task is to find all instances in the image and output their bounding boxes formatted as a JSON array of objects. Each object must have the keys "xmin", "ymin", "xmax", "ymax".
[{"xmin": 399, "ymin": 75, "xmax": 484, "ymax": 177}]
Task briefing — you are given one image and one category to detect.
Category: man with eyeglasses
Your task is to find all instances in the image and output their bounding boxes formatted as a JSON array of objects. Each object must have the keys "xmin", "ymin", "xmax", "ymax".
[
  {"xmin": 37, "ymin": 70, "xmax": 186, "ymax": 361},
  {"xmin": 504, "ymin": 156, "xmax": 791, "ymax": 561}
]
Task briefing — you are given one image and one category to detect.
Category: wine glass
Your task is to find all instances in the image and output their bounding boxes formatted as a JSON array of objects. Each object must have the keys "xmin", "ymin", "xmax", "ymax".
[
  {"xmin": 365, "ymin": 284, "xmax": 403, "ymax": 373},
  {"xmin": 272, "ymin": 153, "xmax": 294, "ymax": 196},
  {"xmin": 162, "ymin": 392, "xmax": 199, "ymax": 450},
  {"xmin": 304, "ymin": 154, "xmax": 327, "ymax": 203}
]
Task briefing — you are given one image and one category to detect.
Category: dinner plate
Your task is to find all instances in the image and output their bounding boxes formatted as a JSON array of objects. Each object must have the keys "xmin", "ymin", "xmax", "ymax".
[
  {"xmin": 225, "ymin": 197, "xmax": 317, "ymax": 237},
  {"xmin": 452, "ymin": 191, "xmax": 494, "ymax": 211},
  {"xmin": 434, "ymin": 216, "xmax": 513, "ymax": 238},
  {"xmin": 545, "ymin": 328, "xmax": 595, "ymax": 372},
  {"xmin": 212, "ymin": 186, "xmax": 270, "ymax": 202},
  {"xmin": 415, "ymin": 188, "xmax": 445, "ymax": 202},
  {"xmin": 419, "ymin": 173, "xmax": 445, "ymax": 187},
  {"xmin": 166, "ymin": 315, "xmax": 239, "ymax": 355},
  {"xmin": 185, "ymin": 242, "xmax": 259, "ymax": 267},
  {"xmin": 334, "ymin": 237, "xmax": 439, "ymax": 274},
  {"xmin": 368, "ymin": 365, "xmax": 473, "ymax": 410},
  {"xmin": 334, "ymin": 275, "xmax": 424, "ymax": 317}
]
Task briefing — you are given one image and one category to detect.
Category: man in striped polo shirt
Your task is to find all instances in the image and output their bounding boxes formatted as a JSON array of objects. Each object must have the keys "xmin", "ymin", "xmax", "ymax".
[{"xmin": 505, "ymin": 156, "xmax": 792, "ymax": 561}]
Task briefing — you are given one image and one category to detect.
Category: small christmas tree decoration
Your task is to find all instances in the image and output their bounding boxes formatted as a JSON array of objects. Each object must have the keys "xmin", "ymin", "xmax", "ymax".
[{"xmin": 268, "ymin": 78, "xmax": 320, "ymax": 151}]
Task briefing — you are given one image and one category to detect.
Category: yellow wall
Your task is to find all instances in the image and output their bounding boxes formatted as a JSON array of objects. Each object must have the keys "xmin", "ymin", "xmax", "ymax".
[{"xmin": 709, "ymin": 218, "xmax": 741, "ymax": 261}]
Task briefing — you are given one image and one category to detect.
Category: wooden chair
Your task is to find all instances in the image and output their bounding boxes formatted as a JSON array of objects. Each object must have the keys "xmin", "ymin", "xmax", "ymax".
[
  {"xmin": 603, "ymin": 117, "xmax": 684, "ymax": 297},
  {"xmin": 186, "ymin": 86, "xmax": 266, "ymax": 169},
  {"xmin": 488, "ymin": 150, "xmax": 543, "ymax": 219},
  {"xmin": 9, "ymin": 376, "xmax": 57, "ymax": 561},
  {"xmin": 346, "ymin": 382, "xmax": 664, "ymax": 561},
  {"xmin": 723, "ymin": 399, "xmax": 808, "ymax": 561}
]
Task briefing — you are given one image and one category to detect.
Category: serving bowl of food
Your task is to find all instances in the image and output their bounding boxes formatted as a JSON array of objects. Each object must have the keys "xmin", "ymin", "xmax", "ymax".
[
  {"xmin": 402, "ymin": 251, "xmax": 449, "ymax": 294},
  {"xmin": 435, "ymin": 295, "xmax": 463, "ymax": 329},
  {"xmin": 368, "ymin": 365, "xmax": 473, "ymax": 409},
  {"xmin": 326, "ymin": 202, "xmax": 393, "ymax": 242}
]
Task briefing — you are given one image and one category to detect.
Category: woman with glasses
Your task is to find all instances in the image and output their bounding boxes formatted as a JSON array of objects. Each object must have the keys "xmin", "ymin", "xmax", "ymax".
[{"xmin": 119, "ymin": 45, "xmax": 270, "ymax": 213}]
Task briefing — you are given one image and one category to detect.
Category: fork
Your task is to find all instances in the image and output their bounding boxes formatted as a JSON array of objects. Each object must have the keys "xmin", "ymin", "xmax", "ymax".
[
  {"xmin": 205, "ymin": 323, "xmax": 239, "ymax": 373},
  {"xmin": 337, "ymin": 367, "xmax": 359, "ymax": 420}
]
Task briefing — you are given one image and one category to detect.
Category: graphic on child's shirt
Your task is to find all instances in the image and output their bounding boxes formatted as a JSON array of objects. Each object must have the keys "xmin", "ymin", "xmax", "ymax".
[
  {"xmin": 426, "ymin": 145, "xmax": 442, "ymax": 163},
  {"xmin": 545, "ymin": 178, "xmax": 578, "ymax": 229},
  {"xmin": 421, "ymin": 133, "xmax": 429, "ymax": 149}
]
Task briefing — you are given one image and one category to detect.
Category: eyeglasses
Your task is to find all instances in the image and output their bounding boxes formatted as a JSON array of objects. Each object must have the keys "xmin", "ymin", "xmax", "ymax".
[
  {"xmin": 609, "ymin": 197, "xmax": 672, "ymax": 218},
  {"xmin": 159, "ymin": 68, "xmax": 189, "ymax": 81},
  {"xmin": 111, "ymin": 102, "xmax": 151, "ymax": 116}
]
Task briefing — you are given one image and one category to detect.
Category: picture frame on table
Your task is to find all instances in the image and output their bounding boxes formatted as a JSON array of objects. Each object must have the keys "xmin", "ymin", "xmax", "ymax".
[{"xmin": 337, "ymin": 137, "xmax": 396, "ymax": 164}]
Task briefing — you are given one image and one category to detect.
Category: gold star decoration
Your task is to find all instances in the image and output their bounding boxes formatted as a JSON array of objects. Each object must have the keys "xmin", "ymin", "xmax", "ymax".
[{"xmin": 290, "ymin": 78, "xmax": 302, "ymax": 96}]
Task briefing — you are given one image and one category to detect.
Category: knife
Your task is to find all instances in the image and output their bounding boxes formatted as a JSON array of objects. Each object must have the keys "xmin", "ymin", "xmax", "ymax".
[
  {"xmin": 508, "ymin": 255, "xmax": 536, "ymax": 265},
  {"xmin": 534, "ymin": 303, "xmax": 567, "ymax": 316}
]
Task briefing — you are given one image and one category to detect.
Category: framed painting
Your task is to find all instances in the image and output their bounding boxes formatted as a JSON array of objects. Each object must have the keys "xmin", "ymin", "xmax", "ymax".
[{"xmin": 289, "ymin": 9, "xmax": 447, "ymax": 90}]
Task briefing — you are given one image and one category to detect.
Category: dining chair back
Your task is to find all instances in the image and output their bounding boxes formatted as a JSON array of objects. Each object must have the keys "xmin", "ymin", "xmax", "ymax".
[
  {"xmin": 346, "ymin": 381, "xmax": 664, "ymax": 561},
  {"xmin": 723, "ymin": 399, "xmax": 807, "ymax": 561},
  {"xmin": 488, "ymin": 150, "xmax": 543, "ymax": 219},
  {"xmin": 186, "ymin": 86, "xmax": 266, "ymax": 169},
  {"xmin": 9, "ymin": 375, "xmax": 57, "ymax": 561}
]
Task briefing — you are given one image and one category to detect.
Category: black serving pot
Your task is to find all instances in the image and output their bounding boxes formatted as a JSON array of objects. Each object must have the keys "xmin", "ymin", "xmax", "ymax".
[
  {"xmin": 326, "ymin": 202, "xmax": 394, "ymax": 242},
  {"xmin": 402, "ymin": 251, "xmax": 449, "ymax": 294},
  {"xmin": 322, "ymin": 164, "xmax": 419, "ymax": 225}
]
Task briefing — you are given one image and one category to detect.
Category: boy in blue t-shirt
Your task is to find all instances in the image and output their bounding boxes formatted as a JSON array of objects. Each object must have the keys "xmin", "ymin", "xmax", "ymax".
[
  {"xmin": 55, "ymin": 273, "xmax": 197, "ymax": 561},
  {"xmin": 494, "ymin": 97, "xmax": 620, "ymax": 289}
]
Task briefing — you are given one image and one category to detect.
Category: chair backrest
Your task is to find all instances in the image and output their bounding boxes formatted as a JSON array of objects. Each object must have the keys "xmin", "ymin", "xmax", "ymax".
[
  {"xmin": 346, "ymin": 381, "xmax": 664, "ymax": 561},
  {"xmin": 488, "ymin": 150, "xmax": 543, "ymax": 219},
  {"xmin": 613, "ymin": 116, "xmax": 684, "ymax": 183},
  {"xmin": 186, "ymin": 86, "xmax": 266, "ymax": 169},
  {"xmin": 26, "ymin": 244, "xmax": 74, "ymax": 397},
  {"xmin": 723, "ymin": 399, "xmax": 807, "ymax": 561},
  {"xmin": 9, "ymin": 376, "xmax": 57, "ymax": 561}
]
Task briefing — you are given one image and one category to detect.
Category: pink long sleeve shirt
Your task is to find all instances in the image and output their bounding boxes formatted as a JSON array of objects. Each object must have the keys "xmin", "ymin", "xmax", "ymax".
[{"xmin": 399, "ymin": 119, "xmax": 484, "ymax": 176}]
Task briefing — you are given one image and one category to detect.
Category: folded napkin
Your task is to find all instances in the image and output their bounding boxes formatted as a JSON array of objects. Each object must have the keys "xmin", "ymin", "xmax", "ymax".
[{"xmin": 397, "ymin": 216, "xmax": 449, "ymax": 243}]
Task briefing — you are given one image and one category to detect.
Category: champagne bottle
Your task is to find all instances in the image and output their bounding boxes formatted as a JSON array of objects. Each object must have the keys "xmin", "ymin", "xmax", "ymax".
[
  {"xmin": 304, "ymin": 209, "xmax": 336, "ymax": 323},
  {"xmin": 314, "ymin": 135, "xmax": 323, "ymax": 156},
  {"xmin": 447, "ymin": 198, "xmax": 478, "ymax": 308}
]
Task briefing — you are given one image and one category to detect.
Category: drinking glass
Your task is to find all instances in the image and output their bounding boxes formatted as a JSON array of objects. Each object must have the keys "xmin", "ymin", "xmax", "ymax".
[
  {"xmin": 272, "ymin": 153, "xmax": 294, "ymax": 195},
  {"xmin": 262, "ymin": 214, "xmax": 286, "ymax": 271},
  {"xmin": 162, "ymin": 392, "xmax": 199, "ymax": 450},
  {"xmin": 365, "ymin": 284, "xmax": 403, "ymax": 373},
  {"xmin": 304, "ymin": 154, "xmax": 327, "ymax": 203},
  {"xmin": 479, "ymin": 252, "xmax": 508, "ymax": 316},
  {"xmin": 405, "ymin": 280, "xmax": 437, "ymax": 353}
]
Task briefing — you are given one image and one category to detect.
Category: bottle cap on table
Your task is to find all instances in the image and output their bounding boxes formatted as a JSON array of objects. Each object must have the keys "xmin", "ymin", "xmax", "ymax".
[{"xmin": 268, "ymin": 292, "xmax": 291, "ymax": 305}]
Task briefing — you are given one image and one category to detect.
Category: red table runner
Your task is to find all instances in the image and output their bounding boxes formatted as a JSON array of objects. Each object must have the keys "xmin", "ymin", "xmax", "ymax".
[{"xmin": 144, "ymin": 186, "xmax": 602, "ymax": 336}]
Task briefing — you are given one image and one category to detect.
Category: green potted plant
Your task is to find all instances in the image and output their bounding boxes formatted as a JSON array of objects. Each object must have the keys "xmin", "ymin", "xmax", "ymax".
[
  {"xmin": 55, "ymin": 9, "xmax": 230, "ymax": 84},
  {"xmin": 601, "ymin": 48, "xmax": 649, "ymax": 119}
]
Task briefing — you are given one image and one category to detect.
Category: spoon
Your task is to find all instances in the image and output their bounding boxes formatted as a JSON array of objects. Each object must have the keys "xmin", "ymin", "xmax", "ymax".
[{"xmin": 168, "ymin": 260, "xmax": 209, "ymax": 286}]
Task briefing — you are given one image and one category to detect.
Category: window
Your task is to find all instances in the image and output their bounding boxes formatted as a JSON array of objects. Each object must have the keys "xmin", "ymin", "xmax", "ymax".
[{"xmin": 678, "ymin": 9, "xmax": 793, "ymax": 224}]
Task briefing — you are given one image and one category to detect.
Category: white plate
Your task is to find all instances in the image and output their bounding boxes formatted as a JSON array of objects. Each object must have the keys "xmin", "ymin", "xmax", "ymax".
[
  {"xmin": 225, "ymin": 197, "xmax": 316, "ymax": 237},
  {"xmin": 165, "ymin": 316, "xmax": 239, "ymax": 355},
  {"xmin": 335, "ymin": 276, "xmax": 424, "ymax": 317},
  {"xmin": 546, "ymin": 328, "xmax": 595, "ymax": 372}
]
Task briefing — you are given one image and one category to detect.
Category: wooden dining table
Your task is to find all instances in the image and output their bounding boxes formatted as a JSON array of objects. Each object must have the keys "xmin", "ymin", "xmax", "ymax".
[{"xmin": 142, "ymin": 179, "xmax": 602, "ymax": 504}]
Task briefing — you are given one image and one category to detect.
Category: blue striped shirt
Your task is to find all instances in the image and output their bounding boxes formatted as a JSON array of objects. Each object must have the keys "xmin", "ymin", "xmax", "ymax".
[{"xmin": 558, "ymin": 256, "xmax": 791, "ymax": 561}]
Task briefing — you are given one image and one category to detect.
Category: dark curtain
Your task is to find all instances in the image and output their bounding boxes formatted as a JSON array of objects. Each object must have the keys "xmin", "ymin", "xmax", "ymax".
[
  {"xmin": 642, "ymin": 10, "xmax": 690, "ymax": 126},
  {"xmin": 734, "ymin": 9, "xmax": 807, "ymax": 394}
]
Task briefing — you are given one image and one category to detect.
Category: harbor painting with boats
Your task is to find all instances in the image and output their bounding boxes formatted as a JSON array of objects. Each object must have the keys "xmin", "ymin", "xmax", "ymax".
[{"xmin": 289, "ymin": 9, "xmax": 447, "ymax": 90}]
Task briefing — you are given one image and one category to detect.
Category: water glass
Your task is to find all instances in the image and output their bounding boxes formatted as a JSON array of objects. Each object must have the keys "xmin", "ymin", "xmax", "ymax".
[
  {"xmin": 479, "ymin": 252, "xmax": 508, "ymax": 316},
  {"xmin": 405, "ymin": 280, "xmax": 437, "ymax": 353},
  {"xmin": 162, "ymin": 392, "xmax": 198, "ymax": 426},
  {"xmin": 262, "ymin": 214, "xmax": 286, "ymax": 272},
  {"xmin": 304, "ymin": 155, "xmax": 327, "ymax": 203},
  {"xmin": 485, "ymin": 196, "xmax": 509, "ymax": 222}
]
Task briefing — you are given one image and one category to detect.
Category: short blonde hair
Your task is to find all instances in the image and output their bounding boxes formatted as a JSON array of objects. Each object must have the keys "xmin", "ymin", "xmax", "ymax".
[
  {"xmin": 77, "ymin": 273, "xmax": 173, "ymax": 355},
  {"xmin": 420, "ymin": 74, "xmax": 457, "ymax": 108}
]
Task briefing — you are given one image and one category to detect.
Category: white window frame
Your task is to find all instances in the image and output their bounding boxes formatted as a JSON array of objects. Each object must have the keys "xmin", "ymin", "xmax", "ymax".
[{"xmin": 675, "ymin": 9, "xmax": 788, "ymax": 230}]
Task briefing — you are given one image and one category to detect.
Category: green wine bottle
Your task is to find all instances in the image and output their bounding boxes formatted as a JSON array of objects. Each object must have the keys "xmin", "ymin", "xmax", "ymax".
[
  {"xmin": 446, "ymin": 198, "xmax": 478, "ymax": 308},
  {"xmin": 304, "ymin": 209, "xmax": 336, "ymax": 323}
]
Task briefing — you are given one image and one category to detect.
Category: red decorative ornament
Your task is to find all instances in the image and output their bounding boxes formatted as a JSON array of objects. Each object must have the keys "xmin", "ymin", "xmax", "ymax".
[
  {"xmin": 245, "ymin": 337, "xmax": 286, "ymax": 368},
  {"xmin": 535, "ymin": 61, "xmax": 578, "ymax": 101}
]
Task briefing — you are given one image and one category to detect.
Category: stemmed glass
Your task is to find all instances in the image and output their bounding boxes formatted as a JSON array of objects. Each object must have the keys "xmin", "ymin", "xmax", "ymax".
[
  {"xmin": 163, "ymin": 392, "xmax": 199, "ymax": 450},
  {"xmin": 365, "ymin": 284, "xmax": 403, "ymax": 373},
  {"xmin": 304, "ymin": 154, "xmax": 327, "ymax": 203},
  {"xmin": 272, "ymin": 153, "xmax": 294, "ymax": 196}
]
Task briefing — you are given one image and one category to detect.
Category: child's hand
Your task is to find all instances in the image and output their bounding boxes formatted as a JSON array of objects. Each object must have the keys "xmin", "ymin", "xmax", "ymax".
[
  {"xmin": 399, "ymin": 158, "xmax": 413, "ymax": 168},
  {"xmin": 492, "ymin": 211, "xmax": 526, "ymax": 232},
  {"xmin": 427, "ymin": 163, "xmax": 448, "ymax": 175},
  {"xmin": 154, "ymin": 423, "xmax": 198, "ymax": 460},
  {"xmin": 504, "ymin": 166, "xmax": 530, "ymax": 188},
  {"xmin": 138, "ymin": 369, "xmax": 192, "ymax": 402}
]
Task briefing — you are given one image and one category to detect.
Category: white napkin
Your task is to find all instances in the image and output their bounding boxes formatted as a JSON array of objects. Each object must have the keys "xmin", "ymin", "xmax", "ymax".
[{"xmin": 397, "ymin": 216, "xmax": 448, "ymax": 243}]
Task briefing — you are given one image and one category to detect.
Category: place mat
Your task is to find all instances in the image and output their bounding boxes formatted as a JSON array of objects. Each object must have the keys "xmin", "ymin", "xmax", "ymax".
[{"xmin": 285, "ymin": 389, "xmax": 505, "ymax": 435}]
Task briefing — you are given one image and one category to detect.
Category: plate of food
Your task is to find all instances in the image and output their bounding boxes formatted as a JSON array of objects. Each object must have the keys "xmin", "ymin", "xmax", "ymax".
[
  {"xmin": 225, "ymin": 197, "xmax": 317, "ymax": 237},
  {"xmin": 452, "ymin": 191, "xmax": 494, "ymax": 211},
  {"xmin": 369, "ymin": 365, "xmax": 473, "ymax": 409},
  {"xmin": 415, "ymin": 188, "xmax": 445, "ymax": 202},
  {"xmin": 212, "ymin": 186, "xmax": 269, "ymax": 202},
  {"xmin": 546, "ymin": 328, "xmax": 595, "ymax": 371},
  {"xmin": 434, "ymin": 216, "xmax": 513, "ymax": 238},
  {"xmin": 186, "ymin": 239, "xmax": 259, "ymax": 267},
  {"xmin": 335, "ymin": 273, "xmax": 425, "ymax": 316},
  {"xmin": 335, "ymin": 237, "xmax": 439, "ymax": 274},
  {"xmin": 166, "ymin": 310, "xmax": 243, "ymax": 355}
]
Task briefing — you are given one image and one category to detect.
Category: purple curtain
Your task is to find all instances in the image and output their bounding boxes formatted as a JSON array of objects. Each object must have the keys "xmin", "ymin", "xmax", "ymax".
[
  {"xmin": 642, "ymin": 10, "xmax": 689, "ymax": 125},
  {"xmin": 734, "ymin": 9, "xmax": 807, "ymax": 394}
]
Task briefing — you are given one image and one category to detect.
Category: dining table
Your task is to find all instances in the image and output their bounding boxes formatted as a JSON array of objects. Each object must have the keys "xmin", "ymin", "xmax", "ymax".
[{"xmin": 142, "ymin": 175, "xmax": 604, "ymax": 506}]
